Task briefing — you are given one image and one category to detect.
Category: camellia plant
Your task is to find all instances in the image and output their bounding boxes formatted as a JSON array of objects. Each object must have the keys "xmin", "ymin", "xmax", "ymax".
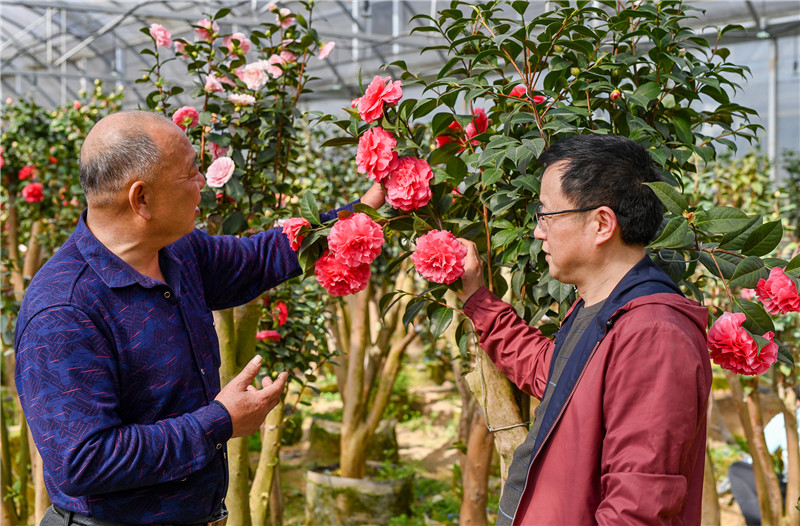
[{"xmin": 288, "ymin": 0, "xmax": 798, "ymax": 523}]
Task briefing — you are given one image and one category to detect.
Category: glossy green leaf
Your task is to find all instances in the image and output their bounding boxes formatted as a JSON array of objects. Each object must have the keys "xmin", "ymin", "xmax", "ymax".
[
  {"xmin": 695, "ymin": 207, "xmax": 752, "ymax": 234},
  {"xmin": 403, "ymin": 298, "xmax": 427, "ymax": 328},
  {"xmin": 741, "ymin": 220, "xmax": 783, "ymax": 257},
  {"xmin": 783, "ymin": 252, "xmax": 800, "ymax": 277},
  {"xmin": 300, "ymin": 190, "xmax": 321, "ymax": 225},
  {"xmin": 429, "ymin": 307, "xmax": 454, "ymax": 338},
  {"xmin": 729, "ymin": 256, "xmax": 768, "ymax": 288},
  {"xmin": 649, "ymin": 216, "xmax": 691, "ymax": 249},
  {"xmin": 644, "ymin": 181, "xmax": 688, "ymax": 216},
  {"xmin": 733, "ymin": 297, "xmax": 775, "ymax": 335}
]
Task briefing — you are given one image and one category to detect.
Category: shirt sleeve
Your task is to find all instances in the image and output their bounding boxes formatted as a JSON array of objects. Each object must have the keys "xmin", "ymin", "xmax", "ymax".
[
  {"xmin": 191, "ymin": 203, "xmax": 355, "ymax": 311},
  {"xmin": 463, "ymin": 286, "xmax": 555, "ymax": 399},
  {"xmin": 15, "ymin": 306, "xmax": 232, "ymax": 497},
  {"xmin": 595, "ymin": 312, "xmax": 709, "ymax": 525}
]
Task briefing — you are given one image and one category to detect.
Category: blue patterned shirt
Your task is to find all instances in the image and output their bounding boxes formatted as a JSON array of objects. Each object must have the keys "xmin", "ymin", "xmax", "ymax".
[{"xmin": 14, "ymin": 208, "xmax": 342, "ymax": 523}]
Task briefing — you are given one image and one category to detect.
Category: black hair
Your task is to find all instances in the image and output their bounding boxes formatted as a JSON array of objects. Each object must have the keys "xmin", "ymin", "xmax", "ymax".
[{"xmin": 537, "ymin": 134, "xmax": 665, "ymax": 245}]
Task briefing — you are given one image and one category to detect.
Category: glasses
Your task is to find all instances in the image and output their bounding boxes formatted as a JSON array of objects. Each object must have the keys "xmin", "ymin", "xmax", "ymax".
[{"xmin": 535, "ymin": 203, "xmax": 602, "ymax": 230}]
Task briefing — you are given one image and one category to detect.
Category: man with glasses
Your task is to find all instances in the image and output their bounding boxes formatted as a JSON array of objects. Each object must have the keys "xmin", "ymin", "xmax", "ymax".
[{"xmin": 457, "ymin": 134, "xmax": 711, "ymax": 525}]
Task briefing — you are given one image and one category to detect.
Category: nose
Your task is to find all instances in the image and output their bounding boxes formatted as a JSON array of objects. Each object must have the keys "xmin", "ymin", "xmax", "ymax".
[
  {"xmin": 195, "ymin": 171, "xmax": 206, "ymax": 190},
  {"xmin": 533, "ymin": 221, "xmax": 545, "ymax": 240}
]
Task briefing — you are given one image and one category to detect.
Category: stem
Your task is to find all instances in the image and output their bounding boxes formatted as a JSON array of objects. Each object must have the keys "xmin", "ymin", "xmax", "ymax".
[{"xmin": 482, "ymin": 204, "xmax": 493, "ymax": 294}]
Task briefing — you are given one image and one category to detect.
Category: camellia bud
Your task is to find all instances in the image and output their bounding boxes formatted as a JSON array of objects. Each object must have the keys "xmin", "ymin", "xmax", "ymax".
[
  {"xmin": 610, "ymin": 89, "xmax": 622, "ymax": 101},
  {"xmin": 570, "ymin": 67, "xmax": 580, "ymax": 77}
]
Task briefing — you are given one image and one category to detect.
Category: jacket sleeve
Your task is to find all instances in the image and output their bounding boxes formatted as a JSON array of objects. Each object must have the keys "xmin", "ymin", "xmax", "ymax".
[
  {"xmin": 463, "ymin": 287, "xmax": 555, "ymax": 399},
  {"xmin": 595, "ymin": 308, "xmax": 709, "ymax": 525},
  {"xmin": 15, "ymin": 306, "xmax": 232, "ymax": 496}
]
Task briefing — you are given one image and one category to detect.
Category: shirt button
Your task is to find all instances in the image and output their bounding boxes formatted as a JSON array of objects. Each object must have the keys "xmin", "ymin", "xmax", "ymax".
[
  {"xmin": 164, "ymin": 291, "xmax": 172, "ymax": 299},
  {"xmin": 216, "ymin": 443, "xmax": 222, "ymax": 450}
]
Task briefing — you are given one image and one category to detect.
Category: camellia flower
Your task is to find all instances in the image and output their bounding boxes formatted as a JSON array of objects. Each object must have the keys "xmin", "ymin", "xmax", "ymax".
[
  {"xmin": 172, "ymin": 106, "xmax": 199, "ymax": 130},
  {"xmin": 206, "ymin": 157, "xmax": 235, "ymax": 188},
  {"xmin": 208, "ymin": 142, "xmax": 228, "ymax": 161},
  {"xmin": 223, "ymin": 32, "xmax": 252, "ymax": 56},
  {"xmin": 707, "ymin": 312, "xmax": 778, "ymax": 376},
  {"xmin": 465, "ymin": 108, "xmax": 489, "ymax": 145},
  {"xmin": 277, "ymin": 8, "xmax": 295, "ymax": 28},
  {"xmin": 263, "ymin": 54, "xmax": 286, "ymax": 78},
  {"xmin": 357, "ymin": 75, "xmax": 403, "ymax": 123},
  {"xmin": 756, "ymin": 267, "xmax": 800, "ymax": 314},
  {"xmin": 256, "ymin": 329, "xmax": 281, "ymax": 342},
  {"xmin": 73, "ymin": 101, "xmax": 82, "ymax": 110},
  {"xmin": 435, "ymin": 120, "xmax": 463, "ymax": 149},
  {"xmin": 384, "ymin": 157, "xmax": 433, "ymax": 211},
  {"xmin": 532, "ymin": 95, "xmax": 546, "ymax": 104},
  {"xmin": 315, "ymin": 250, "xmax": 371, "ymax": 296},
  {"xmin": 242, "ymin": 63, "xmax": 268, "ymax": 91},
  {"xmin": 18, "ymin": 166, "xmax": 36, "ymax": 180},
  {"xmin": 356, "ymin": 127, "xmax": 397, "ymax": 183},
  {"xmin": 328, "ymin": 213, "xmax": 385, "ymax": 267},
  {"xmin": 22, "ymin": 182, "xmax": 44, "ymax": 203},
  {"xmin": 273, "ymin": 301, "xmax": 288, "ymax": 326},
  {"xmin": 411, "ymin": 230, "xmax": 468, "ymax": 284},
  {"xmin": 280, "ymin": 50, "xmax": 297, "ymax": 63},
  {"xmin": 150, "ymin": 23, "xmax": 172, "ymax": 48},
  {"xmin": 318, "ymin": 41, "xmax": 336, "ymax": 60},
  {"xmin": 228, "ymin": 93, "xmax": 256, "ymax": 106},
  {"xmin": 282, "ymin": 217, "xmax": 311, "ymax": 251},
  {"xmin": 195, "ymin": 19, "xmax": 219, "ymax": 42},
  {"xmin": 205, "ymin": 74, "xmax": 224, "ymax": 93},
  {"xmin": 509, "ymin": 85, "xmax": 527, "ymax": 98},
  {"xmin": 436, "ymin": 109, "xmax": 490, "ymax": 150},
  {"xmin": 739, "ymin": 288, "xmax": 756, "ymax": 300},
  {"xmin": 174, "ymin": 40, "xmax": 187, "ymax": 58}
]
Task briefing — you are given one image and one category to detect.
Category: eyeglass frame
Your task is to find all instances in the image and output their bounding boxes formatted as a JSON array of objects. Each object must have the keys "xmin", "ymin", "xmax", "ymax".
[{"xmin": 534, "ymin": 203, "xmax": 604, "ymax": 230}]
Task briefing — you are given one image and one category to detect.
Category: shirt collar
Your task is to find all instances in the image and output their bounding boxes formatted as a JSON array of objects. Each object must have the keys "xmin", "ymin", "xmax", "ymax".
[{"xmin": 74, "ymin": 209, "xmax": 180, "ymax": 291}]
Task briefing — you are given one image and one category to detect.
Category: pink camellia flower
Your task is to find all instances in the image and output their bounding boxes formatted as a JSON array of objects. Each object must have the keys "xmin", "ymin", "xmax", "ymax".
[
  {"xmin": 206, "ymin": 157, "xmax": 235, "ymax": 188},
  {"xmin": 465, "ymin": 108, "xmax": 489, "ymax": 145},
  {"xmin": 277, "ymin": 8, "xmax": 295, "ymax": 28},
  {"xmin": 22, "ymin": 182, "xmax": 44, "ymax": 203},
  {"xmin": 707, "ymin": 312, "xmax": 778, "ymax": 376},
  {"xmin": 172, "ymin": 106, "xmax": 199, "ymax": 130},
  {"xmin": 328, "ymin": 213, "xmax": 385, "ymax": 267},
  {"xmin": 282, "ymin": 217, "xmax": 311, "ymax": 251},
  {"xmin": 267, "ymin": 3, "xmax": 278, "ymax": 11},
  {"xmin": 739, "ymin": 288, "xmax": 756, "ymax": 300},
  {"xmin": 150, "ymin": 23, "xmax": 172, "ymax": 48},
  {"xmin": 195, "ymin": 19, "xmax": 219, "ymax": 42},
  {"xmin": 73, "ymin": 101, "xmax": 82, "ymax": 110},
  {"xmin": 357, "ymin": 76, "xmax": 403, "ymax": 123},
  {"xmin": 435, "ymin": 120, "xmax": 463, "ymax": 149},
  {"xmin": 228, "ymin": 93, "xmax": 256, "ymax": 106},
  {"xmin": 384, "ymin": 157, "xmax": 433, "ymax": 211},
  {"xmin": 242, "ymin": 63, "xmax": 268, "ymax": 91},
  {"xmin": 350, "ymin": 98, "xmax": 360, "ymax": 108},
  {"xmin": 280, "ymin": 50, "xmax": 297, "ymax": 63},
  {"xmin": 19, "ymin": 166, "xmax": 36, "ymax": 180},
  {"xmin": 205, "ymin": 73, "xmax": 224, "ymax": 93},
  {"xmin": 356, "ymin": 127, "xmax": 398, "ymax": 183},
  {"xmin": 208, "ymin": 142, "xmax": 228, "ymax": 161},
  {"xmin": 756, "ymin": 267, "xmax": 800, "ymax": 314},
  {"xmin": 412, "ymin": 230, "xmax": 468, "ymax": 284},
  {"xmin": 223, "ymin": 32, "xmax": 252, "ymax": 56},
  {"xmin": 264, "ymin": 54, "xmax": 285, "ymax": 78},
  {"xmin": 273, "ymin": 301, "xmax": 288, "ymax": 326},
  {"xmin": 509, "ymin": 85, "xmax": 527, "ymax": 98},
  {"xmin": 532, "ymin": 95, "xmax": 546, "ymax": 104},
  {"xmin": 318, "ymin": 41, "xmax": 336, "ymax": 60},
  {"xmin": 256, "ymin": 329, "xmax": 281, "ymax": 342},
  {"xmin": 174, "ymin": 40, "xmax": 187, "ymax": 57},
  {"xmin": 315, "ymin": 250, "xmax": 371, "ymax": 296}
]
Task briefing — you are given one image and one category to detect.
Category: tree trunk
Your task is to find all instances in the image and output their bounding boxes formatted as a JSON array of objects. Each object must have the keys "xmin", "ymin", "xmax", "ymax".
[
  {"xmin": 1, "ymin": 404, "xmax": 19, "ymax": 526},
  {"xmin": 268, "ymin": 467, "xmax": 283, "ymax": 526},
  {"xmin": 465, "ymin": 349, "xmax": 528, "ymax": 483},
  {"xmin": 702, "ymin": 392, "xmax": 720, "ymax": 526},
  {"xmin": 32, "ymin": 445, "xmax": 50, "ymax": 524},
  {"xmin": 779, "ymin": 385, "xmax": 798, "ymax": 526},
  {"xmin": 250, "ymin": 400, "xmax": 284, "ymax": 526},
  {"xmin": 5, "ymin": 198, "xmax": 25, "ymax": 299},
  {"xmin": 22, "ymin": 220, "xmax": 45, "ymax": 281},
  {"xmin": 460, "ymin": 406, "xmax": 493, "ymax": 526}
]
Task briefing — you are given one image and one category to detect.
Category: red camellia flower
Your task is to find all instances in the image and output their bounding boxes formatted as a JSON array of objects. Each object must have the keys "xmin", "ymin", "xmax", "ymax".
[
  {"xmin": 315, "ymin": 250, "xmax": 371, "ymax": 296},
  {"xmin": 172, "ymin": 106, "xmax": 199, "ymax": 130},
  {"xmin": 384, "ymin": 157, "xmax": 433, "ymax": 211},
  {"xmin": 256, "ymin": 329, "xmax": 281, "ymax": 342},
  {"xmin": 435, "ymin": 120, "xmax": 463, "ymax": 149},
  {"xmin": 22, "ymin": 182, "xmax": 44, "ymax": 203},
  {"xmin": 532, "ymin": 95, "xmax": 546, "ymax": 104},
  {"xmin": 356, "ymin": 127, "xmax": 398, "ymax": 183},
  {"xmin": 610, "ymin": 89, "xmax": 622, "ymax": 101},
  {"xmin": 19, "ymin": 166, "xmax": 36, "ymax": 180},
  {"xmin": 328, "ymin": 212, "xmax": 384, "ymax": 267},
  {"xmin": 282, "ymin": 217, "xmax": 311, "ymax": 251},
  {"xmin": 411, "ymin": 230, "xmax": 468, "ymax": 284},
  {"xmin": 357, "ymin": 76, "xmax": 403, "ymax": 123},
  {"xmin": 509, "ymin": 85, "xmax": 527, "ymax": 98},
  {"xmin": 465, "ymin": 108, "xmax": 489, "ymax": 145},
  {"xmin": 273, "ymin": 301, "xmax": 288, "ymax": 326},
  {"xmin": 756, "ymin": 267, "xmax": 800, "ymax": 314},
  {"xmin": 707, "ymin": 312, "xmax": 778, "ymax": 376},
  {"xmin": 435, "ymin": 109, "xmax": 490, "ymax": 150}
]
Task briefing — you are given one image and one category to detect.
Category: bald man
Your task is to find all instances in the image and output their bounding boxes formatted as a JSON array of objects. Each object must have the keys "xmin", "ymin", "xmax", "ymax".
[{"xmin": 15, "ymin": 110, "xmax": 384, "ymax": 525}]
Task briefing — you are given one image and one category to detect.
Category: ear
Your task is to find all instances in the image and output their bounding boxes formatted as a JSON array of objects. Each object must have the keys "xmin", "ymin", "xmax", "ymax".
[
  {"xmin": 593, "ymin": 206, "xmax": 618, "ymax": 245},
  {"xmin": 128, "ymin": 181, "xmax": 152, "ymax": 220}
]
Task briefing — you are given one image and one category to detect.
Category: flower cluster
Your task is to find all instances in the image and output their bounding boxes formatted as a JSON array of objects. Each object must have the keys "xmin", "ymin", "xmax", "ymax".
[
  {"xmin": 708, "ymin": 312, "xmax": 778, "ymax": 376},
  {"xmin": 411, "ymin": 230, "xmax": 467, "ymax": 284},
  {"xmin": 315, "ymin": 213, "xmax": 384, "ymax": 296}
]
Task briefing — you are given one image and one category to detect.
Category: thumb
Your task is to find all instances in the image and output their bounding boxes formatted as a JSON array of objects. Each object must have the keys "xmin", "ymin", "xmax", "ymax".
[{"xmin": 234, "ymin": 355, "xmax": 263, "ymax": 388}]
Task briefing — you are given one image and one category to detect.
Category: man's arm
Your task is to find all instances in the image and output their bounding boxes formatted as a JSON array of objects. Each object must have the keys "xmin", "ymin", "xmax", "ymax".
[
  {"xmin": 596, "ymin": 313, "xmax": 709, "ymax": 524},
  {"xmin": 15, "ymin": 306, "xmax": 284, "ymax": 496}
]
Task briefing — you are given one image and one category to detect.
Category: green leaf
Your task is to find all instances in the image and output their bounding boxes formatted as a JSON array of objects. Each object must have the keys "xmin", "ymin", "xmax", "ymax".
[
  {"xmin": 429, "ymin": 307, "xmax": 454, "ymax": 338},
  {"xmin": 786, "ymin": 253, "xmax": 800, "ymax": 277},
  {"xmin": 733, "ymin": 298, "xmax": 775, "ymax": 335},
  {"xmin": 776, "ymin": 342, "xmax": 794, "ymax": 367},
  {"xmin": 729, "ymin": 256, "xmax": 768, "ymax": 288},
  {"xmin": 320, "ymin": 136, "xmax": 358, "ymax": 148},
  {"xmin": 649, "ymin": 216, "xmax": 691, "ymax": 249},
  {"xmin": 741, "ymin": 220, "xmax": 783, "ymax": 257},
  {"xmin": 300, "ymin": 191, "xmax": 321, "ymax": 225},
  {"xmin": 628, "ymin": 82, "xmax": 661, "ymax": 108},
  {"xmin": 695, "ymin": 206, "xmax": 753, "ymax": 234},
  {"xmin": 221, "ymin": 211, "xmax": 246, "ymax": 235},
  {"xmin": 644, "ymin": 181, "xmax": 689, "ymax": 216},
  {"xmin": 403, "ymin": 298, "xmax": 427, "ymax": 327}
]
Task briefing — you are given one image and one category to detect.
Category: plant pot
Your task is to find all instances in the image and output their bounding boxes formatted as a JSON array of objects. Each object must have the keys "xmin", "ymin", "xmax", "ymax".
[
  {"xmin": 306, "ymin": 418, "xmax": 399, "ymax": 467},
  {"xmin": 304, "ymin": 463, "xmax": 414, "ymax": 526}
]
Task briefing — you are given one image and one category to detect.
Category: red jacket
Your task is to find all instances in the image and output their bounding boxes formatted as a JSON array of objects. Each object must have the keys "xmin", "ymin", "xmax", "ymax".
[{"xmin": 464, "ymin": 286, "xmax": 711, "ymax": 525}]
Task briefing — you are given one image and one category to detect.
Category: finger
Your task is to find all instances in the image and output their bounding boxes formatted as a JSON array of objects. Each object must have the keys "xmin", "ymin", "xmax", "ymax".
[
  {"xmin": 246, "ymin": 385, "xmax": 257, "ymax": 392},
  {"xmin": 260, "ymin": 372, "xmax": 288, "ymax": 399},
  {"xmin": 234, "ymin": 355, "xmax": 263, "ymax": 388}
]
